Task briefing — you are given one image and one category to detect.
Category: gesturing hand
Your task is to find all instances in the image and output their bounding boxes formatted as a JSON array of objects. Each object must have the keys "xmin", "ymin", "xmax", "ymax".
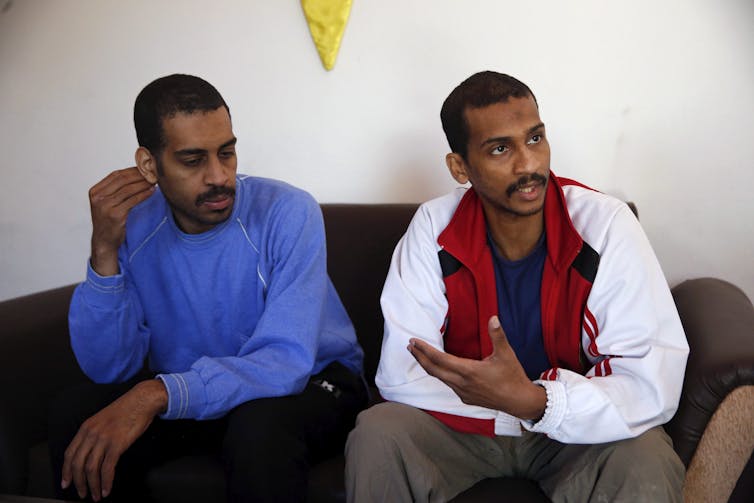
[
  {"xmin": 61, "ymin": 379, "xmax": 167, "ymax": 501},
  {"xmin": 89, "ymin": 167, "xmax": 155, "ymax": 276},
  {"xmin": 408, "ymin": 316, "xmax": 546, "ymax": 420}
]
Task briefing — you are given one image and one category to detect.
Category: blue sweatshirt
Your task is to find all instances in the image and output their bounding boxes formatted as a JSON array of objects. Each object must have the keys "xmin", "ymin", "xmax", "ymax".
[{"xmin": 68, "ymin": 175, "xmax": 363, "ymax": 420}]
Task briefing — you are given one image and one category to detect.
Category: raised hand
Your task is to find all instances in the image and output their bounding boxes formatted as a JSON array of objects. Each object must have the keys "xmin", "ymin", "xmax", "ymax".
[
  {"xmin": 89, "ymin": 167, "xmax": 155, "ymax": 276},
  {"xmin": 61, "ymin": 379, "xmax": 167, "ymax": 501},
  {"xmin": 408, "ymin": 315, "xmax": 546, "ymax": 420}
]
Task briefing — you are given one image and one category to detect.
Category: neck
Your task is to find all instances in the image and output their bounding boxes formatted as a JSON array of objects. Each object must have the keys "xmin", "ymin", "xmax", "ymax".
[{"xmin": 485, "ymin": 209, "xmax": 544, "ymax": 261}]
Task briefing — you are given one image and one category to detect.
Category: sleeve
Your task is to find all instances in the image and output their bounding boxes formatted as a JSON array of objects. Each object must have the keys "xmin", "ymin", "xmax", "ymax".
[
  {"xmin": 523, "ymin": 204, "xmax": 690, "ymax": 443},
  {"xmin": 376, "ymin": 205, "xmax": 503, "ymax": 423},
  {"xmin": 68, "ymin": 254, "xmax": 151, "ymax": 383},
  {"xmin": 157, "ymin": 193, "xmax": 338, "ymax": 420}
]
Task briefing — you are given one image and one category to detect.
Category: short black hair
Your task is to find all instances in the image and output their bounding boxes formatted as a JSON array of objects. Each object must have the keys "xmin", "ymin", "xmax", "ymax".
[
  {"xmin": 440, "ymin": 71, "xmax": 536, "ymax": 158},
  {"xmin": 133, "ymin": 74, "xmax": 230, "ymax": 157}
]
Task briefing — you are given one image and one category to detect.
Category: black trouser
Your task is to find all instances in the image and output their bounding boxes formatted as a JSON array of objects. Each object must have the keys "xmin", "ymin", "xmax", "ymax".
[{"xmin": 49, "ymin": 362, "xmax": 367, "ymax": 502}]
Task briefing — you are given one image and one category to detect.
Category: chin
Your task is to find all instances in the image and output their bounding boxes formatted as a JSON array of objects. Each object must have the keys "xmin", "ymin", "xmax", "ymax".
[{"xmin": 500, "ymin": 203, "xmax": 545, "ymax": 218}]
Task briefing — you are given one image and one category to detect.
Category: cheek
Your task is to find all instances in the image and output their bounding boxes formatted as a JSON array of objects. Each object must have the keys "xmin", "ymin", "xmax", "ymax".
[
  {"xmin": 539, "ymin": 143, "xmax": 552, "ymax": 164},
  {"xmin": 166, "ymin": 181, "xmax": 198, "ymax": 204}
]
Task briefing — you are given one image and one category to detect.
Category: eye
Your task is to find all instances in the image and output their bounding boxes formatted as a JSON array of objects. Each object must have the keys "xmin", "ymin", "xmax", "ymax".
[
  {"xmin": 528, "ymin": 134, "xmax": 542, "ymax": 145},
  {"xmin": 220, "ymin": 149, "xmax": 236, "ymax": 159},
  {"xmin": 182, "ymin": 157, "xmax": 202, "ymax": 167},
  {"xmin": 491, "ymin": 145, "xmax": 509, "ymax": 155}
]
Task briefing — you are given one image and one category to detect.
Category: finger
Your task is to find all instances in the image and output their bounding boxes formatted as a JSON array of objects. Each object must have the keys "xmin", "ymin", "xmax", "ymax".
[
  {"xmin": 70, "ymin": 436, "xmax": 93, "ymax": 499},
  {"xmin": 120, "ymin": 182, "xmax": 156, "ymax": 209},
  {"xmin": 85, "ymin": 441, "xmax": 108, "ymax": 502},
  {"xmin": 487, "ymin": 316, "xmax": 512, "ymax": 354},
  {"xmin": 99, "ymin": 177, "xmax": 155, "ymax": 208},
  {"xmin": 91, "ymin": 167, "xmax": 147, "ymax": 196},
  {"xmin": 410, "ymin": 339, "xmax": 468, "ymax": 373},
  {"xmin": 100, "ymin": 448, "xmax": 122, "ymax": 499},
  {"xmin": 61, "ymin": 435, "xmax": 81, "ymax": 489},
  {"xmin": 96, "ymin": 183, "xmax": 155, "ymax": 220},
  {"xmin": 408, "ymin": 339, "xmax": 465, "ymax": 383}
]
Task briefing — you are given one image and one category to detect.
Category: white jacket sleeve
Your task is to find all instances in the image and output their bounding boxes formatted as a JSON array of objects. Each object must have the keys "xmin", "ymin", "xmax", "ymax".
[{"xmin": 524, "ymin": 203, "xmax": 689, "ymax": 443}]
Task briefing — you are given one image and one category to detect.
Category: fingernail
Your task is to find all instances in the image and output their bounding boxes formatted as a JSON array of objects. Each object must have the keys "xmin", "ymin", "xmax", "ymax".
[
  {"xmin": 489, "ymin": 316, "xmax": 501, "ymax": 329},
  {"xmin": 61, "ymin": 480, "xmax": 69, "ymax": 489}
]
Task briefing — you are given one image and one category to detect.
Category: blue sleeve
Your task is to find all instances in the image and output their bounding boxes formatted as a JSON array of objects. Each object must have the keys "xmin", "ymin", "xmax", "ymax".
[
  {"xmin": 68, "ymin": 257, "xmax": 150, "ymax": 383},
  {"xmin": 157, "ymin": 193, "xmax": 335, "ymax": 420}
]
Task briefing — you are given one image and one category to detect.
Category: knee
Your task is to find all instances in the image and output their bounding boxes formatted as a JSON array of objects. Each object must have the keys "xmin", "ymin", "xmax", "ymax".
[
  {"xmin": 350, "ymin": 402, "xmax": 414, "ymax": 439},
  {"xmin": 346, "ymin": 402, "xmax": 422, "ymax": 461},
  {"xmin": 609, "ymin": 427, "xmax": 682, "ymax": 471},
  {"xmin": 603, "ymin": 427, "xmax": 685, "ymax": 497},
  {"xmin": 224, "ymin": 399, "xmax": 294, "ymax": 451}
]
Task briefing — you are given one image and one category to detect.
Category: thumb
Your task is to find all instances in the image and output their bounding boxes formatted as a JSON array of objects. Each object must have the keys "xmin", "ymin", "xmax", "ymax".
[{"xmin": 488, "ymin": 316, "xmax": 511, "ymax": 353}]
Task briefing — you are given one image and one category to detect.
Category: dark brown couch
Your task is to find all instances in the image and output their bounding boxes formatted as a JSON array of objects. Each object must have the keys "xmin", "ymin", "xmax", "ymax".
[{"xmin": 1, "ymin": 204, "xmax": 753, "ymax": 502}]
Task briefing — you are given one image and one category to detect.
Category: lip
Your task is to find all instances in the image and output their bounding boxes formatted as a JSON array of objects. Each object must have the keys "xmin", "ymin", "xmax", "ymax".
[
  {"xmin": 201, "ymin": 195, "xmax": 233, "ymax": 211},
  {"xmin": 514, "ymin": 183, "xmax": 543, "ymax": 202}
]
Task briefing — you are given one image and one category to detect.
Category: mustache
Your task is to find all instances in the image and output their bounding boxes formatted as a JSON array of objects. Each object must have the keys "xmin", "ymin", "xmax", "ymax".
[
  {"xmin": 505, "ymin": 173, "xmax": 548, "ymax": 197},
  {"xmin": 195, "ymin": 185, "xmax": 236, "ymax": 206}
]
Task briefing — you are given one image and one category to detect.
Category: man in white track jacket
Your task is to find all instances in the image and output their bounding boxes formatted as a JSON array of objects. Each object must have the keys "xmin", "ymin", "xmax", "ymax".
[{"xmin": 345, "ymin": 71, "xmax": 689, "ymax": 503}]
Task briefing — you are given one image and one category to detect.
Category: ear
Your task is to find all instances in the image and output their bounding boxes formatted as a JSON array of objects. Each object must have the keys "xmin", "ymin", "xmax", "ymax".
[
  {"xmin": 446, "ymin": 153, "xmax": 470, "ymax": 185},
  {"xmin": 135, "ymin": 147, "xmax": 158, "ymax": 185}
]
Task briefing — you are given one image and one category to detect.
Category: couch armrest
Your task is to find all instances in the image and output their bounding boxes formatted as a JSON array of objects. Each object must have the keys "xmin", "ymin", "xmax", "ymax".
[
  {"xmin": 665, "ymin": 277, "xmax": 754, "ymax": 466},
  {"xmin": 0, "ymin": 284, "xmax": 87, "ymax": 493}
]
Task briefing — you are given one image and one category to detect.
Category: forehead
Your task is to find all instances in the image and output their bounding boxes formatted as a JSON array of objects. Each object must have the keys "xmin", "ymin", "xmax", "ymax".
[
  {"xmin": 463, "ymin": 97, "xmax": 542, "ymax": 143},
  {"xmin": 161, "ymin": 108, "xmax": 233, "ymax": 150}
]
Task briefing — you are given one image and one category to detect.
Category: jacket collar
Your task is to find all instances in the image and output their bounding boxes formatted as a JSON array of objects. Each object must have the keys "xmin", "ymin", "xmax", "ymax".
[{"xmin": 438, "ymin": 172, "xmax": 583, "ymax": 273}]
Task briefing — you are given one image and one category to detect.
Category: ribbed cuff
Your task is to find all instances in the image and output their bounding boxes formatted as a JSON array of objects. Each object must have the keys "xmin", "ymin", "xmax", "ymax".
[
  {"xmin": 81, "ymin": 260, "xmax": 126, "ymax": 308},
  {"xmin": 521, "ymin": 379, "xmax": 566, "ymax": 434},
  {"xmin": 156, "ymin": 370, "xmax": 206, "ymax": 420}
]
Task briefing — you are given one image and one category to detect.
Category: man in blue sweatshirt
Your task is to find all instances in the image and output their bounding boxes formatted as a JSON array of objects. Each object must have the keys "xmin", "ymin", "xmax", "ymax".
[{"xmin": 51, "ymin": 74, "xmax": 366, "ymax": 502}]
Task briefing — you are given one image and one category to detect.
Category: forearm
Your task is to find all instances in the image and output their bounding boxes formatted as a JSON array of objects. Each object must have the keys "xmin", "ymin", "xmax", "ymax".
[
  {"xmin": 69, "ymin": 269, "xmax": 149, "ymax": 383},
  {"xmin": 526, "ymin": 360, "xmax": 686, "ymax": 443}
]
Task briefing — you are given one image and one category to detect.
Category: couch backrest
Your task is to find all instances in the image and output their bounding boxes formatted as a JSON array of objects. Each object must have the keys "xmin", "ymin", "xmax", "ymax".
[
  {"xmin": 321, "ymin": 204, "xmax": 418, "ymax": 385},
  {"xmin": 0, "ymin": 204, "xmax": 418, "ymax": 402}
]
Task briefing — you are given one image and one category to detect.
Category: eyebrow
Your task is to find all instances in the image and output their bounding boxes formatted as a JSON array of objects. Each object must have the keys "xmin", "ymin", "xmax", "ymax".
[
  {"xmin": 174, "ymin": 137, "xmax": 238, "ymax": 157},
  {"xmin": 480, "ymin": 123, "xmax": 545, "ymax": 147}
]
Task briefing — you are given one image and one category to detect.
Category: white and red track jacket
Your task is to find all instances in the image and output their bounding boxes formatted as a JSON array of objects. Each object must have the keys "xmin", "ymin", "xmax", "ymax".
[{"xmin": 376, "ymin": 173, "xmax": 689, "ymax": 443}]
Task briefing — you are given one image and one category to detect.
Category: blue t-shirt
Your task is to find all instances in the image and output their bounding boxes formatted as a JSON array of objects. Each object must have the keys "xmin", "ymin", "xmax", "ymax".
[{"xmin": 488, "ymin": 232, "xmax": 550, "ymax": 380}]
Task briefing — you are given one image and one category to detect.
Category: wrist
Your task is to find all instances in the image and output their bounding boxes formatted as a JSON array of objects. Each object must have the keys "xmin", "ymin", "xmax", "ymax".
[
  {"xmin": 521, "ymin": 383, "xmax": 547, "ymax": 421},
  {"xmin": 90, "ymin": 244, "xmax": 120, "ymax": 276},
  {"xmin": 135, "ymin": 379, "xmax": 169, "ymax": 416}
]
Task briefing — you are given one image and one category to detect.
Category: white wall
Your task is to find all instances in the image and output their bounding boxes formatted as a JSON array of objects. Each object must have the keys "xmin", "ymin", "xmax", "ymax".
[{"xmin": 1, "ymin": 0, "xmax": 752, "ymax": 302}]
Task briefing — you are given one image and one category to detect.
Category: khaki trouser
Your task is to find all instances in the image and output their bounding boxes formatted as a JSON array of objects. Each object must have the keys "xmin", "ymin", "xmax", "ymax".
[{"xmin": 345, "ymin": 402, "xmax": 684, "ymax": 503}]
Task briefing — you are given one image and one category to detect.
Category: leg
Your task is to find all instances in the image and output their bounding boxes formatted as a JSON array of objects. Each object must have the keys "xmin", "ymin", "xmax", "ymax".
[
  {"xmin": 345, "ymin": 402, "xmax": 508, "ymax": 503},
  {"xmin": 525, "ymin": 426, "xmax": 685, "ymax": 503},
  {"xmin": 222, "ymin": 363, "xmax": 366, "ymax": 503}
]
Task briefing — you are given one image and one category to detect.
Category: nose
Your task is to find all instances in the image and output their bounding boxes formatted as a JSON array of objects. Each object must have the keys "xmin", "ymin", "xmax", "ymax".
[
  {"xmin": 204, "ymin": 155, "xmax": 229, "ymax": 186},
  {"xmin": 512, "ymin": 146, "xmax": 536, "ymax": 175}
]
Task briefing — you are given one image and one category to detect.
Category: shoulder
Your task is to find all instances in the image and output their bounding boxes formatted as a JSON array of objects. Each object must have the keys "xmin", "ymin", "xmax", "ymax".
[
  {"xmin": 236, "ymin": 175, "xmax": 318, "ymax": 212},
  {"xmin": 559, "ymin": 179, "xmax": 642, "ymax": 253},
  {"xmin": 410, "ymin": 188, "xmax": 467, "ymax": 239},
  {"xmin": 234, "ymin": 175, "xmax": 321, "ymax": 232}
]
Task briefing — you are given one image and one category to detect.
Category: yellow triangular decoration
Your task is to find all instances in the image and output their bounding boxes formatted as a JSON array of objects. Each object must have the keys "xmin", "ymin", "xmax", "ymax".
[{"xmin": 301, "ymin": 0, "xmax": 352, "ymax": 71}]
